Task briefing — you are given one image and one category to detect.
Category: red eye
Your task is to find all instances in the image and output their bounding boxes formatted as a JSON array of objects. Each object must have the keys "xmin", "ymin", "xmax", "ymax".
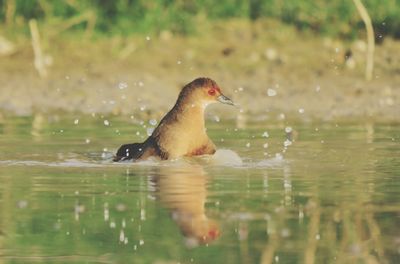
[{"xmin": 208, "ymin": 89, "xmax": 216, "ymax": 96}]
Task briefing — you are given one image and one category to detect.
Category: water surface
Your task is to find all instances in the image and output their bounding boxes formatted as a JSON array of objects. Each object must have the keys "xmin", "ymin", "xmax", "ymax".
[{"xmin": 0, "ymin": 116, "xmax": 399, "ymax": 263}]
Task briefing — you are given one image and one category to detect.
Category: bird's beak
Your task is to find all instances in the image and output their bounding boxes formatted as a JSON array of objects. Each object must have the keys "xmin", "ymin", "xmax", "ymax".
[{"xmin": 217, "ymin": 94, "xmax": 234, "ymax": 106}]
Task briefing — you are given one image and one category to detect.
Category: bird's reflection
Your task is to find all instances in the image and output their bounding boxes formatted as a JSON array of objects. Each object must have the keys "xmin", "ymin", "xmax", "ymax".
[{"xmin": 151, "ymin": 163, "xmax": 219, "ymax": 246}]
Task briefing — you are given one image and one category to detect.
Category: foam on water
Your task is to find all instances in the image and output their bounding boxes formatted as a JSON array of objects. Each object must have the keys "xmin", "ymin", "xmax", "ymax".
[
  {"xmin": 199, "ymin": 149, "xmax": 287, "ymax": 168},
  {"xmin": 207, "ymin": 149, "xmax": 243, "ymax": 166}
]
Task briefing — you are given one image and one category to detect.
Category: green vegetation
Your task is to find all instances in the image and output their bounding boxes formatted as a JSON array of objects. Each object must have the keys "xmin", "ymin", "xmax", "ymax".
[{"xmin": 0, "ymin": 0, "xmax": 399, "ymax": 38}]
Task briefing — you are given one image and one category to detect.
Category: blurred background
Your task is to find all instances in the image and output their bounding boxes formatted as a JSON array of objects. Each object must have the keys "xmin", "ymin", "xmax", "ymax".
[
  {"xmin": 1, "ymin": 2, "xmax": 400, "ymax": 263},
  {"xmin": 2, "ymin": 0, "xmax": 400, "ymax": 37},
  {"xmin": 0, "ymin": 0, "xmax": 399, "ymax": 121}
]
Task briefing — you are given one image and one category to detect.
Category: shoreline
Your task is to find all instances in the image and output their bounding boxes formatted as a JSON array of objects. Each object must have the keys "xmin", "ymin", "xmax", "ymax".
[{"xmin": 1, "ymin": 20, "xmax": 399, "ymax": 123}]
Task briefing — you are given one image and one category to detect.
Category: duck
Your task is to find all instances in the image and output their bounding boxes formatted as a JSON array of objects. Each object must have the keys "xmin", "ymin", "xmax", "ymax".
[{"xmin": 113, "ymin": 77, "xmax": 234, "ymax": 162}]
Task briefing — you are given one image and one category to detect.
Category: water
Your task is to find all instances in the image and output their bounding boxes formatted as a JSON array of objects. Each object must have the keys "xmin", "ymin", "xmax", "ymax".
[{"xmin": 0, "ymin": 116, "xmax": 399, "ymax": 263}]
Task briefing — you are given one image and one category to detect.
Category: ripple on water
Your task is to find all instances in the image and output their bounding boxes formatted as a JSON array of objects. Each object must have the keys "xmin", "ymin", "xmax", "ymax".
[
  {"xmin": 0, "ymin": 150, "xmax": 289, "ymax": 169},
  {"xmin": 0, "ymin": 159, "xmax": 105, "ymax": 168}
]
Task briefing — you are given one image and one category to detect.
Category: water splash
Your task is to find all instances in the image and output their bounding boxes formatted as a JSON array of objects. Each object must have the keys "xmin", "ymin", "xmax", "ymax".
[
  {"xmin": 256, "ymin": 153, "xmax": 286, "ymax": 167},
  {"xmin": 0, "ymin": 150, "xmax": 289, "ymax": 169},
  {"xmin": 208, "ymin": 149, "xmax": 243, "ymax": 166}
]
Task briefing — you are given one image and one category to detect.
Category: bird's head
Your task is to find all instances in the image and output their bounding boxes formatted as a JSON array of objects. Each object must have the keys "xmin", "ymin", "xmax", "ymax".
[{"xmin": 178, "ymin": 77, "xmax": 234, "ymax": 108}]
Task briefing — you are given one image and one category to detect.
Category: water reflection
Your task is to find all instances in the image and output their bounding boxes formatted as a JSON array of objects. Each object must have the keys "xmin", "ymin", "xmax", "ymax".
[
  {"xmin": 151, "ymin": 164, "xmax": 219, "ymax": 246},
  {"xmin": 0, "ymin": 117, "xmax": 399, "ymax": 263}
]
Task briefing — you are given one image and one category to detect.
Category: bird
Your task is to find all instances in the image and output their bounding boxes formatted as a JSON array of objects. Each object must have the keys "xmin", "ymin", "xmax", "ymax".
[{"xmin": 113, "ymin": 77, "xmax": 234, "ymax": 162}]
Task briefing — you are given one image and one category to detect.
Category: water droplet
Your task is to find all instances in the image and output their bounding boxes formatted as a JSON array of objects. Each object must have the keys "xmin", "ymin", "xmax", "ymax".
[
  {"xmin": 104, "ymin": 120, "xmax": 110, "ymax": 126},
  {"xmin": 299, "ymin": 209, "xmax": 304, "ymax": 219},
  {"xmin": 74, "ymin": 119, "xmax": 79, "ymax": 125},
  {"xmin": 146, "ymin": 128, "xmax": 154, "ymax": 136},
  {"xmin": 267, "ymin": 88, "xmax": 277, "ymax": 97},
  {"xmin": 140, "ymin": 209, "xmax": 146, "ymax": 220},
  {"xmin": 104, "ymin": 203, "xmax": 109, "ymax": 221},
  {"xmin": 119, "ymin": 230, "xmax": 125, "ymax": 242},
  {"xmin": 75, "ymin": 204, "xmax": 85, "ymax": 213},
  {"xmin": 283, "ymin": 139, "xmax": 292, "ymax": 147},
  {"xmin": 118, "ymin": 82, "xmax": 128, "ymax": 89}
]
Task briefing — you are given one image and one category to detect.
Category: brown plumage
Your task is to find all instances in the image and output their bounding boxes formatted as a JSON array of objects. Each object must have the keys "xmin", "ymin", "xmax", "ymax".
[{"xmin": 113, "ymin": 77, "xmax": 234, "ymax": 162}]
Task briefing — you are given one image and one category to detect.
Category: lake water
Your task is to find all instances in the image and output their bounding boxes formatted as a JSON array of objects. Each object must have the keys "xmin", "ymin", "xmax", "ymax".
[{"xmin": 0, "ymin": 115, "xmax": 399, "ymax": 263}]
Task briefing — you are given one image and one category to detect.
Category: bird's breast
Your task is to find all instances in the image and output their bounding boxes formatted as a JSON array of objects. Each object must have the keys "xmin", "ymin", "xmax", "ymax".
[
  {"xmin": 154, "ymin": 105, "xmax": 210, "ymax": 159},
  {"xmin": 157, "ymin": 124, "xmax": 209, "ymax": 158}
]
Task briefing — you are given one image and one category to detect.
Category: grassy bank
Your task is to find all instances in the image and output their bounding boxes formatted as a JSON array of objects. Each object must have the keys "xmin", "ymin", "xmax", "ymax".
[{"xmin": 1, "ymin": 0, "xmax": 400, "ymax": 39}]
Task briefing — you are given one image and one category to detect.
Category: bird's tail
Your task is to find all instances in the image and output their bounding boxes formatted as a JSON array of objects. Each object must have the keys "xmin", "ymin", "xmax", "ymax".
[{"xmin": 113, "ymin": 142, "xmax": 146, "ymax": 162}]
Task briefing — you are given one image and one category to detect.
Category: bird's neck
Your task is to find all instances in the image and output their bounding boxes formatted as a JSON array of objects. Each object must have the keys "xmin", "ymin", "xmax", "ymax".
[{"xmin": 177, "ymin": 102, "xmax": 206, "ymax": 129}]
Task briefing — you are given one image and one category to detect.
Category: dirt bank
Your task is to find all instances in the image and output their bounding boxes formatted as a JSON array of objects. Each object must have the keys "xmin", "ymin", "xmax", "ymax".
[{"xmin": 0, "ymin": 20, "xmax": 399, "ymax": 123}]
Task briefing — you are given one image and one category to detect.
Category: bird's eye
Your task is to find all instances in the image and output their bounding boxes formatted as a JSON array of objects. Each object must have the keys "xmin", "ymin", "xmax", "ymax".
[{"xmin": 208, "ymin": 89, "xmax": 216, "ymax": 96}]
